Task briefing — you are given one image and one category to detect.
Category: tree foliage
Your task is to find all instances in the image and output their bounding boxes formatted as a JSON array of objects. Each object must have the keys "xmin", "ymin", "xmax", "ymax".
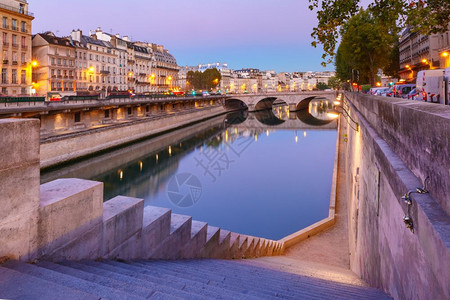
[
  {"xmin": 316, "ymin": 82, "xmax": 330, "ymax": 90},
  {"xmin": 327, "ymin": 76, "xmax": 341, "ymax": 90},
  {"xmin": 186, "ymin": 68, "xmax": 221, "ymax": 90},
  {"xmin": 309, "ymin": 0, "xmax": 450, "ymax": 66},
  {"xmin": 335, "ymin": 9, "xmax": 398, "ymax": 85}
]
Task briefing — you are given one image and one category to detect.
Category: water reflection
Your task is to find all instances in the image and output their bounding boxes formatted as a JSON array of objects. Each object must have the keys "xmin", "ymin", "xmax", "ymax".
[{"xmin": 41, "ymin": 101, "xmax": 338, "ymax": 240}]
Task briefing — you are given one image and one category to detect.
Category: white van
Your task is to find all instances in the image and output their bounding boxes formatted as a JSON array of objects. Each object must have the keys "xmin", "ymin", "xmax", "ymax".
[
  {"xmin": 444, "ymin": 68, "xmax": 450, "ymax": 105},
  {"xmin": 416, "ymin": 69, "xmax": 446, "ymax": 104}
]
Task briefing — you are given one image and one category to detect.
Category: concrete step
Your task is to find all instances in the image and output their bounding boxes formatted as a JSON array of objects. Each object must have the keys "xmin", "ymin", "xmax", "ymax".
[
  {"xmin": 180, "ymin": 220, "xmax": 207, "ymax": 258},
  {"xmin": 148, "ymin": 213, "xmax": 192, "ymax": 259},
  {"xmin": 95, "ymin": 260, "xmax": 261, "ymax": 299},
  {"xmin": 200, "ymin": 225, "xmax": 220, "ymax": 257},
  {"xmin": 141, "ymin": 206, "xmax": 171, "ymax": 258},
  {"xmin": 60, "ymin": 260, "xmax": 200, "ymax": 299},
  {"xmin": 2, "ymin": 260, "xmax": 143, "ymax": 300},
  {"xmin": 36, "ymin": 260, "xmax": 156, "ymax": 298},
  {"xmin": 246, "ymin": 256, "xmax": 367, "ymax": 286},
  {"xmin": 160, "ymin": 259, "xmax": 389, "ymax": 299},
  {"xmin": 135, "ymin": 260, "xmax": 301, "ymax": 299},
  {"xmin": 0, "ymin": 266, "xmax": 98, "ymax": 300}
]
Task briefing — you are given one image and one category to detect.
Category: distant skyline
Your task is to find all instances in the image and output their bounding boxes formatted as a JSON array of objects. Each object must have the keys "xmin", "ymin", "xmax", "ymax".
[{"xmin": 31, "ymin": 0, "xmax": 335, "ymax": 72}]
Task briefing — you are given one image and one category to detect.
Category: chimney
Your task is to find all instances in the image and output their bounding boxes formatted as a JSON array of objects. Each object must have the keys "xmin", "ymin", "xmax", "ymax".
[
  {"xmin": 71, "ymin": 29, "xmax": 82, "ymax": 42},
  {"xmin": 123, "ymin": 36, "xmax": 130, "ymax": 41}
]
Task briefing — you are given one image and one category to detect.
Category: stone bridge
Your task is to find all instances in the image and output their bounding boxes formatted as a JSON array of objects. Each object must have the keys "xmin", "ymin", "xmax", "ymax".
[
  {"xmin": 225, "ymin": 109, "xmax": 337, "ymax": 130},
  {"xmin": 224, "ymin": 91, "xmax": 336, "ymax": 112}
]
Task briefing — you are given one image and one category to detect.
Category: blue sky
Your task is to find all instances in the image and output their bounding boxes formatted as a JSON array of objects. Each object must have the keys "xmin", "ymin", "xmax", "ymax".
[{"xmin": 31, "ymin": 0, "xmax": 336, "ymax": 72}]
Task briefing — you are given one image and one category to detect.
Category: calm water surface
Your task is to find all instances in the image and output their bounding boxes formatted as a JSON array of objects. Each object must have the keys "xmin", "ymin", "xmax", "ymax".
[{"xmin": 42, "ymin": 103, "xmax": 337, "ymax": 240}]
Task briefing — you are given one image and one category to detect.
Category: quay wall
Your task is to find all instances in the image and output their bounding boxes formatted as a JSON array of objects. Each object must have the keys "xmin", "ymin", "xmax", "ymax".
[
  {"xmin": 40, "ymin": 106, "xmax": 226, "ymax": 169},
  {"xmin": 344, "ymin": 92, "xmax": 449, "ymax": 299}
]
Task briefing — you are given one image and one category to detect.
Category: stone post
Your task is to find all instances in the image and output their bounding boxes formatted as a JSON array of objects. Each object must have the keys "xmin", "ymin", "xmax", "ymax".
[{"xmin": 0, "ymin": 119, "xmax": 40, "ymax": 261}]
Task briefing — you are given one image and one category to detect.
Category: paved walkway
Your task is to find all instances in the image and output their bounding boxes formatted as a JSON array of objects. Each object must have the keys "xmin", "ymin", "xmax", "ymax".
[
  {"xmin": 283, "ymin": 119, "xmax": 350, "ymax": 269},
  {"xmin": 247, "ymin": 121, "xmax": 367, "ymax": 287}
]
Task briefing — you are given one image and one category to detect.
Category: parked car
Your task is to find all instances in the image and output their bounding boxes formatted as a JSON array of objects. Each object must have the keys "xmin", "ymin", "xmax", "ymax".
[
  {"xmin": 393, "ymin": 84, "xmax": 415, "ymax": 98},
  {"xmin": 407, "ymin": 88, "xmax": 418, "ymax": 100},
  {"xmin": 374, "ymin": 87, "xmax": 390, "ymax": 96},
  {"xmin": 383, "ymin": 87, "xmax": 394, "ymax": 97}
]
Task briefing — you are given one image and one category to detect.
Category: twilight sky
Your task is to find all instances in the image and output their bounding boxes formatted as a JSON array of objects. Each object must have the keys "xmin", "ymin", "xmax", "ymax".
[{"xmin": 31, "ymin": 0, "xmax": 333, "ymax": 72}]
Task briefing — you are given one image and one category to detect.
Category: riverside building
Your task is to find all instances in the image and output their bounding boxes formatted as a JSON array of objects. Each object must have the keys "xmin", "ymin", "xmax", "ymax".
[{"xmin": 0, "ymin": 0, "xmax": 33, "ymax": 96}]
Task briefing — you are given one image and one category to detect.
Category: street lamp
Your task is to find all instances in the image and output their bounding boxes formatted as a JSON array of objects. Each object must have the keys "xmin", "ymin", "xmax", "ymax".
[{"xmin": 421, "ymin": 58, "xmax": 433, "ymax": 69}]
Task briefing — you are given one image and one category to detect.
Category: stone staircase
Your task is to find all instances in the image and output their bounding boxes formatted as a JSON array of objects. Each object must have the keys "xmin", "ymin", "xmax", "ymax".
[
  {"xmin": 0, "ymin": 257, "xmax": 391, "ymax": 299},
  {"xmin": 135, "ymin": 206, "xmax": 284, "ymax": 260}
]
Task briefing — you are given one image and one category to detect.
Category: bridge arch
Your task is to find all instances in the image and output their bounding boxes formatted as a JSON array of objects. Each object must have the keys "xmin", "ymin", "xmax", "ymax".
[{"xmin": 224, "ymin": 98, "xmax": 248, "ymax": 111}]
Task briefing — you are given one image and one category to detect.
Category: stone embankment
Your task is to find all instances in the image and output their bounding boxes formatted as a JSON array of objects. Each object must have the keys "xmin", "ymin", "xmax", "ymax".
[
  {"xmin": 343, "ymin": 92, "xmax": 450, "ymax": 300},
  {"xmin": 41, "ymin": 105, "xmax": 227, "ymax": 169}
]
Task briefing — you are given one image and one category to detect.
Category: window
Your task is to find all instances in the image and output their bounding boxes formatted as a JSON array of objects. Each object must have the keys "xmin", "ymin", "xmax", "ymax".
[
  {"xmin": 21, "ymin": 36, "xmax": 25, "ymax": 48},
  {"xmin": 2, "ymin": 17, "xmax": 7, "ymax": 29},
  {"xmin": 2, "ymin": 50, "xmax": 7, "ymax": 61},
  {"xmin": 12, "ymin": 34, "xmax": 17, "ymax": 47},
  {"xmin": 63, "ymin": 59, "xmax": 66, "ymax": 66},
  {"xmin": 51, "ymin": 57, "xmax": 55, "ymax": 65},
  {"xmin": 1, "ymin": 68, "xmax": 7, "ymax": 84},
  {"xmin": 74, "ymin": 112, "xmax": 81, "ymax": 123},
  {"xmin": 2, "ymin": 32, "xmax": 7, "ymax": 45},
  {"xmin": 104, "ymin": 109, "xmax": 110, "ymax": 118},
  {"xmin": 21, "ymin": 21, "xmax": 26, "ymax": 32},
  {"xmin": 12, "ymin": 52, "xmax": 17, "ymax": 63},
  {"xmin": 127, "ymin": 107, "xmax": 132, "ymax": 115},
  {"xmin": 21, "ymin": 52, "xmax": 25, "ymax": 63},
  {"xmin": 19, "ymin": 3, "xmax": 25, "ymax": 14},
  {"xmin": 51, "ymin": 69, "xmax": 55, "ymax": 77},
  {"xmin": 11, "ymin": 19, "xmax": 17, "ymax": 31},
  {"xmin": 21, "ymin": 87, "xmax": 26, "ymax": 94},
  {"xmin": 11, "ymin": 69, "xmax": 17, "ymax": 84},
  {"xmin": 57, "ymin": 58, "xmax": 61, "ymax": 65},
  {"xmin": 21, "ymin": 70, "xmax": 26, "ymax": 83}
]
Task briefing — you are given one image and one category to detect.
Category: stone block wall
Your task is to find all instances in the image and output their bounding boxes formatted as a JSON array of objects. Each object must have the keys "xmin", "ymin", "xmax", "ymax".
[
  {"xmin": 0, "ymin": 119, "xmax": 40, "ymax": 261},
  {"xmin": 344, "ymin": 93, "xmax": 450, "ymax": 299}
]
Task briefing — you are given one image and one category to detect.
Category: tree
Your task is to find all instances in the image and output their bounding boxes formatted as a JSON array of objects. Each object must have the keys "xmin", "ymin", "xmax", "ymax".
[
  {"xmin": 334, "ymin": 9, "xmax": 397, "ymax": 86},
  {"xmin": 327, "ymin": 76, "xmax": 341, "ymax": 90},
  {"xmin": 309, "ymin": 0, "xmax": 450, "ymax": 66},
  {"xmin": 316, "ymin": 82, "xmax": 330, "ymax": 90},
  {"xmin": 186, "ymin": 68, "xmax": 221, "ymax": 90}
]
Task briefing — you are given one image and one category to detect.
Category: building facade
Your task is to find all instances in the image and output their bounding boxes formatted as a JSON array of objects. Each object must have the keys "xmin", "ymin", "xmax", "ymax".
[
  {"xmin": 0, "ymin": 0, "xmax": 33, "ymax": 96},
  {"xmin": 399, "ymin": 26, "xmax": 441, "ymax": 81},
  {"xmin": 32, "ymin": 32, "xmax": 76, "ymax": 97}
]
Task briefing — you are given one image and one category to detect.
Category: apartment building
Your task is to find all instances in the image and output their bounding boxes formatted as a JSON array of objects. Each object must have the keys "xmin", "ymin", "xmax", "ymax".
[
  {"xmin": 32, "ymin": 32, "xmax": 76, "ymax": 97},
  {"xmin": 399, "ymin": 26, "xmax": 440, "ymax": 80},
  {"xmin": 70, "ymin": 29, "xmax": 117, "ymax": 96},
  {"xmin": 0, "ymin": 0, "xmax": 33, "ymax": 96}
]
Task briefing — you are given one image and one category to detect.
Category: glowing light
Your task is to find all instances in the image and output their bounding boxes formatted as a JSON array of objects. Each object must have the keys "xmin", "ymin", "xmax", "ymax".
[
  {"xmin": 405, "ymin": 64, "xmax": 410, "ymax": 69},
  {"xmin": 334, "ymin": 101, "xmax": 341, "ymax": 105},
  {"xmin": 118, "ymin": 170, "xmax": 123, "ymax": 180},
  {"xmin": 327, "ymin": 112, "xmax": 340, "ymax": 119},
  {"xmin": 128, "ymin": 72, "xmax": 133, "ymax": 76},
  {"xmin": 304, "ymin": 131, "xmax": 307, "ymax": 137},
  {"xmin": 31, "ymin": 60, "xmax": 38, "ymax": 67},
  {"xmin": 266, "ymin": 130, "xmax": 269, "ymax": 136},
  {"xmin": 442, "ymin": 52, "xmax": 449, "ymax": 57},
  {"xmin": 156, "ymin": 154, "xmax": 159, "ymax": 161},
  {"xmin": 88, "ymin": 67, "xmax": 95, "ymax": 73},
  {"xmin": 168, "ymin": 146, "xmax": 172, "ymax": 156},
  {"xmin": 139, "ymin": 161, "xmax": 143, "ymax": 171},
  {"xmin": 254, "ymin": 133, "xmax": 258, "ymax": 142},
  {"xmin": 225, "ymin": 130, "xmax": 229, "ymax": 142},
  {"xmin": 295, "ymin": 136, "xmax": 298, "ymax": 143},
  {"xmin": 234, "ymin": 128, "xmax": 237, "ymax": 134}
]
